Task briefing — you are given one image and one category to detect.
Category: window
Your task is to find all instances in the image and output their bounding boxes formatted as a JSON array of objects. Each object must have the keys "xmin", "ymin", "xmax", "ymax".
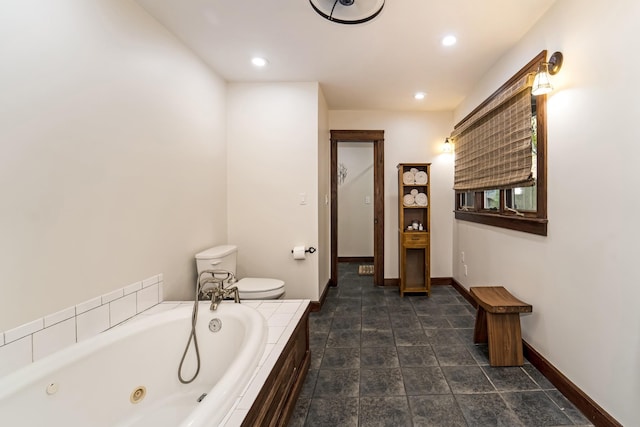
[
  {"xmin": 454, "ymin": 51, "xmax": 548, "ymax": 236},
  {"xmin": 459, "ymin": 191, "xmax": 475, "ymax": 210},
  {"xmin": 483, "ymin": 190, "xmax": 500, "ymax": 210}
]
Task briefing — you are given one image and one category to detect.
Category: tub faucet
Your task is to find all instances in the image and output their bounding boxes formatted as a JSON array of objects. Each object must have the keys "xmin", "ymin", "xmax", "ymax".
[
  {"xmin": 208, "ymin": 285, "xmax": 240, "ymax": 311},
  {"xmin": 197, "ymin": 271, "xmax": 240, "ymax": 311}
]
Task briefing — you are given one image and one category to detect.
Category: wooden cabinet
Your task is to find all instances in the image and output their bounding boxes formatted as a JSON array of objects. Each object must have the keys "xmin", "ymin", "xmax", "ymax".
[
  {"xmin": 397, "ymin": 163, "xmax": 431, "ymax": 296},
  {"xmin": 242, "ymin": 307, "xmax": 310, "ymax": 427}
]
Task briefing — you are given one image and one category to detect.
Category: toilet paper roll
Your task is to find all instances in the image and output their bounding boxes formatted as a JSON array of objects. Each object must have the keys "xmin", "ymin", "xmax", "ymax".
[{"xmin": 292, "ymin": 246, "xmax": 307, "ymax": 260}]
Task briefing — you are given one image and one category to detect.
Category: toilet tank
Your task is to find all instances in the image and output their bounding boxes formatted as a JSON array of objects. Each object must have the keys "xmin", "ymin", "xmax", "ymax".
[{"xmin": 195, "ymin": 245, "xmax": 238, "ymax": 279}]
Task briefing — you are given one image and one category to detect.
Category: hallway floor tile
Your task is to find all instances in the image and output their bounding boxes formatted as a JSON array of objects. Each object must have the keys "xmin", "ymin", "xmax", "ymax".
[{"xmin": 287, "ymin": 263, "xmax": 593, "ymax": 427}]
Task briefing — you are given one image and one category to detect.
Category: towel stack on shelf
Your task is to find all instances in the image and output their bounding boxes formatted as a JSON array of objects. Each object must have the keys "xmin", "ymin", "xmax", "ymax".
[
  {"xmin": 403, "ymin": 192, "xmax": 428, "ymax": 207},
  {"xmin": 402, "ymin": 168, "xmax": 428, "ymax": 206}
]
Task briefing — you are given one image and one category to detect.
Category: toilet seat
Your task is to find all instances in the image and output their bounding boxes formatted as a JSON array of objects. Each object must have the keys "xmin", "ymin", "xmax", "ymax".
[{"xmin": 234, "ymin": 278, "xmax": 285, "ymax": 300}]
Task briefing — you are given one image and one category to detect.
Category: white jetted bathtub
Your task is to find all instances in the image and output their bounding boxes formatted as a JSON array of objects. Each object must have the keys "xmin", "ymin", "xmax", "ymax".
[{"xmin": 0, "ymin": 302, "xmax": 267, "ymax": 427}]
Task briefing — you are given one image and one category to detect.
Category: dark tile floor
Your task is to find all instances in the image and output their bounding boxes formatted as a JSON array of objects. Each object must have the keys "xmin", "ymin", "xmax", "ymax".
[{"xmin": 287, "ymin": 262, "xmax": 593, "ymax": 427}]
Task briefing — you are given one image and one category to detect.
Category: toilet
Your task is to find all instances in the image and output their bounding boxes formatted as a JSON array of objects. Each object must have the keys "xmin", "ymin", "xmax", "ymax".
[{"xmin": 195, "ymin": 245, "xmax": 285, "ymax": 300}]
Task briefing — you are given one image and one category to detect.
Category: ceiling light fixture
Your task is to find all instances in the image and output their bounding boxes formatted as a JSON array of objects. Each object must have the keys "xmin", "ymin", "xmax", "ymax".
[
  {"xmin": 442, "ymin": 35, "xmax": 457, "ymax": 46},
  {"xmin": 414, "ymin": 92, "xmax": 426, "ymax": 100},
  {"xmin": 251, "ymin": 57, "xmax": 268, "ymax": 67},
  {"xmin": 309, "ymin": 0, "xmax": 385, "ymax": 25},
  {"xmin": 532, "ymin": 51, "xmax": 563, "ymax": 96}
]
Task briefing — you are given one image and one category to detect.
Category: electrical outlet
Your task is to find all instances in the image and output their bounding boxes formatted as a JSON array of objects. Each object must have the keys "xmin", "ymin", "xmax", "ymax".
[{"xmin": 464, "ymin": 265, "xmax": 468, "ymax": 276}]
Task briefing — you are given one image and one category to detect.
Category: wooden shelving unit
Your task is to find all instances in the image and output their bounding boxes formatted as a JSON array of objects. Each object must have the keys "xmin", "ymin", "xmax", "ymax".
[{"xmin": 397, "ymin": 163, "xmax": 431, "ymax": 297}]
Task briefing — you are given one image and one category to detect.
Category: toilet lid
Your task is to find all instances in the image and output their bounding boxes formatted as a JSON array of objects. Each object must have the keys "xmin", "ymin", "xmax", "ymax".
[{"xmin": 235, "ymin": 278, "xmax": 285, "ymax": 293}]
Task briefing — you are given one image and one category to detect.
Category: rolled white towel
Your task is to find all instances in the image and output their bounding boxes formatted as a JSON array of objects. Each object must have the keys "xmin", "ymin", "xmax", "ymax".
[
  {"xmin": 403, "ymin": 194, "xmax": 415, "ymax": 206},
  {"xmin": 415, "ymin": 192, "xmax": 428, "ymax": 206},
  {"xmin": 414, "ymin": 171, "xmax": 428, "ymax": 185},
  {"xmin": 403, "ymin": 171, "xmax": 415, "ymax": 185}
]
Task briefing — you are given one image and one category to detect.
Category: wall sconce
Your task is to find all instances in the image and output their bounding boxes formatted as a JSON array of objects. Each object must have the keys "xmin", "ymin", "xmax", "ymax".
[
  {"xmin": 443, "ymin": 137, "xmax": 453, "ymax": 153},
  {"xmin": 532, "ymin": 51, "xmax": 563, "ymax": 96}
]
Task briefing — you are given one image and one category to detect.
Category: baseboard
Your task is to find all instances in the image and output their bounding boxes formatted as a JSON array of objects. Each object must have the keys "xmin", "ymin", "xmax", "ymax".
[
  {"xmin": 337, "ymin": 256, "xmax": 374, "ymax": 263},
  {"xmin": 383, "ymin": 278, "xmax": 399, "ymax": 287},
  {"xmin": 384, "ymin": 277, "xmax": 451, "ymax": 287},
  {"xmin": 431, "ymin": 277, "xmax": 453, "ymax": 286},
  {"xmin": 522, "ymin": 341, "xmax": 622, "ymax": 427},
  {"xmin": 450, "ymin": 278, "xmax": 621, "ymax": 427},
  {"xmin": 310, "ymin": 278, "xmax": 331, "ymax": 312},
  {"xmin": 450, "ymin": 278, "xmax": 477, "ymax": 307}
]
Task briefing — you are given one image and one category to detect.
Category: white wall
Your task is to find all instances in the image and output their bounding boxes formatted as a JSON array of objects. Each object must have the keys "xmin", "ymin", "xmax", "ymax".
[
  {"xmin": 317, "ymin": 88, "xmax": 331, "ymax": 297},
  {"xmin": 227, "ymin": 82, "xmax": 320, "ymax": 300},
  {"xmin": 0, "ymin": 0, "xmax": 228, "ymax": 332},
  {"xmin": 338, "ymin": 143, "xmax": 374, "ymax": 257},
  {"xmin": 452, "ymin": 0, "xmax": 640, "ymax": 424},
  {"xmin": 328, "ymin": 111, "xmax": 454, "ymax": 279}
]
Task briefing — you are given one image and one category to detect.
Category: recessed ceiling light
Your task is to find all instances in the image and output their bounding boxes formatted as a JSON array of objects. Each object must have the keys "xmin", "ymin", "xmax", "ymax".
[
  {"xmin": 251, "ymin": 57, "xmax": 268, "ymax": 67},
  {"xmin": 442, "ymin": 35, "xmax": 457, "ymax": 46},
  {"xmin": 414, "ymin": 92, "xmax": 426, "ymax": 100}
]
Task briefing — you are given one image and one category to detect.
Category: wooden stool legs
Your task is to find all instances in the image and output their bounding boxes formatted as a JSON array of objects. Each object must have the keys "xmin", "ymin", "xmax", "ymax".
[{"xmin": 473, "ymin": 306, "xmax": 524, "ymax": 366}]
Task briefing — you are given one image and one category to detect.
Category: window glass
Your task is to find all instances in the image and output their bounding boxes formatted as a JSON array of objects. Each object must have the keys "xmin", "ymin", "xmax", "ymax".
[
  {"xmin": 460, "ymin": 191, "xmax": 475, "ymax": 209},
  {"xmin": 484, "ymin": 190, "xmax": 500, "ymax": 210},
  {"xmin": 506, "ymin": 186, "xmax": 537, "ymax": 211}
]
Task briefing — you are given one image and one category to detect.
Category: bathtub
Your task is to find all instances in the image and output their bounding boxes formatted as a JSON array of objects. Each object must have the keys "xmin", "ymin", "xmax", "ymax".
[{"xmin": 0, "ymin": 302, "xmax": 267, "ymax": 427}]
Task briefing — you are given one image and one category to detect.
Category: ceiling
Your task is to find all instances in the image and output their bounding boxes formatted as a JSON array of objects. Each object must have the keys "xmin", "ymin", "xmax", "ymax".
[{"xmin": 134, "ymin": 0, "xmax": 557, "ymax": 112}]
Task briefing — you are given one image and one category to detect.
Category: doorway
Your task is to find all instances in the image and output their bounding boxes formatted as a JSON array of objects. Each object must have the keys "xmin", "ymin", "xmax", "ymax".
[{"xmin": 330, "ymin": 130, "xmax": 384, "ymax": 286}]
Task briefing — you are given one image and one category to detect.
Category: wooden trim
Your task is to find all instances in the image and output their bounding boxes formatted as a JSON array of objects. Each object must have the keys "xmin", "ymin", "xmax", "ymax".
[
  {"xmin": 385, "ymin": 277, "xmax": 467, "ymax": 287},
  {"xmin": 383, "ymin": 278, "xmax": 399, "ymax": 287},
  {"xmin": 330, "ymin": 136, "xmax": 338, "ymax": 287},
  {"xmin": 330, "ymin": 129, "xmax": 385, "ymax": 141},
  {"xmin": 385, "ymin": 277, "xmax": 450, "ymax": 287},
  {"xmin": 279, "ymin": 348, "xmax": 310, "ymax": 426},
  {"xmin": 454, "ymin": 210, "xmax": 548, "ymax": 236},
  {"xmin": 373, "ymin": 138, "xmax": 385, "ymax": 286},
  {"xmin": 523, "ymin": 342, "xmax": 622, "ymax": 427},
  {"xmin": 450, "ymin": 278, "xmax": 477, "ymax": 307},
  {"xmin": 431, "ymin": 277, "xmax": 453, "ymax": 286},
  {"xmin": 536, "ymin": 87, "xmax": 548, "ymax": 219},
  {"xmin": 242, "ymin": 306, "xmax": 310, "ymax": 426},
  {"xmin": 310, "ymin": 279, "xmax": 332, "ymax": 312},
  {"xmin": 338, "ymin": 256, "xmax": 374, "ymax": 263},
  {"xmin": 450, "ymin": 278, "xmax": 621, "ymax": 427},
  {"xmin": 330, "ymin": 130, "xmax": 385, "ymax": 287},
  {"xmin": 276, "ymin": 306, "xmax": 311, "ymax": 427}
]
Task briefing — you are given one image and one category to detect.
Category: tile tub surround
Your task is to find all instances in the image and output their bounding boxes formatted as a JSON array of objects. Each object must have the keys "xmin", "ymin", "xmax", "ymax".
[
  {"xmin": 0, "ymin": 274, "xmax": 164, "ymax": 377},
  {"xmin": 1, "ymin": 294, "xmax": 309, "ymax": 426},
  {"xmin": 132, "ymin": 299, "xmax": 311, "ymax": 427}
]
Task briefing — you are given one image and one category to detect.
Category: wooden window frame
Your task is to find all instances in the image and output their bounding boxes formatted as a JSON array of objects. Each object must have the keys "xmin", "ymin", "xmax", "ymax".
[{"xmin": 454, "ymin": 51, "xmax": 548, "ymax": 236}]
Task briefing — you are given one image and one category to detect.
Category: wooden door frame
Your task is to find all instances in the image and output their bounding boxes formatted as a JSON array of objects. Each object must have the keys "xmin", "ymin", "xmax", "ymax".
[{"xmin": 331, "ymin": 130, "xmax": 384, "ymax": 286}]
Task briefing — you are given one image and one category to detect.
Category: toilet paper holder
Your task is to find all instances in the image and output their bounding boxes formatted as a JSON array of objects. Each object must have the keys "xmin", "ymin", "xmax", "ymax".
[{"xmin": 291, "ymin": 246, "xmax": 316, "ymax": 254}]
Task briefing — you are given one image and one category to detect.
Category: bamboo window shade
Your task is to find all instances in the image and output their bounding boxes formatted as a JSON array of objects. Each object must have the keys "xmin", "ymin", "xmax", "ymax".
[{"xmin": 452, "ymin": 73, "xmax": 536, "ymax": 191}]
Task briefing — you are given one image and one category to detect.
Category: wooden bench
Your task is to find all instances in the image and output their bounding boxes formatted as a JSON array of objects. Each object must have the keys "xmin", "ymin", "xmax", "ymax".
[{"xmin": 470, "ymin": 286, "xmax": 532, "ymax": 367}]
